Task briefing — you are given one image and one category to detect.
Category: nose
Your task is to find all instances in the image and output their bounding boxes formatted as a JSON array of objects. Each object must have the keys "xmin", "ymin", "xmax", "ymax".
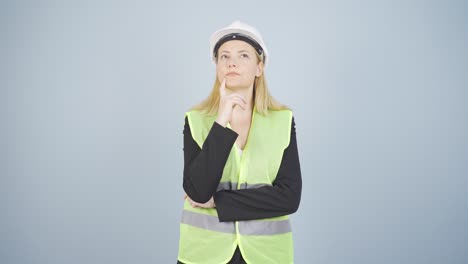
[{"xmin": 228, "ymin": 57, "xmax": 237, "ymax": 68}]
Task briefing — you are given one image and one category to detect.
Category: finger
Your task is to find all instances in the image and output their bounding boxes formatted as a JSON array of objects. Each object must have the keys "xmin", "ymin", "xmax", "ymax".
[
  {"xmin": 232, "ymin": 100, "xmax": 247, "ymax": 110},
  {"xmin": 183, "ymin": 194, "xmax": 187, "ymax": 199},
  {"xmin": 219, "ymin": 78, "xmax": 226, "ymax": 96},
  {"xmin": 231, "ymin": 98, "xmax": 246, "ymax": 110},
  {"xmin": 228, "ymin": 94, "xmax": 247, "ymax": 104},
  {"xmin": 187, "ymin": 198, "xmax": 197, "ymax": 207},
  {"xmin": 227, "ymin": 95, "xmax": 247, "ymax": 106}
]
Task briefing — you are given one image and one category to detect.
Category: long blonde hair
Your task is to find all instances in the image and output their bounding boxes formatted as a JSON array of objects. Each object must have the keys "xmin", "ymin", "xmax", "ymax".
[{"xmin": 190, "ymin": 50, "xmax": 290, "ymax": 116}]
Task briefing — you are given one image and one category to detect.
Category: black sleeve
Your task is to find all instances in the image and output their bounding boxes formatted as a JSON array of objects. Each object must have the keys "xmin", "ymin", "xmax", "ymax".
[
  {"xmin": 214, "ymin": 117, "xmax": 302, "ymax": 222},
  {"xmin": 182, "ymin": 116, "xmax": 238, "ymax": 203}
]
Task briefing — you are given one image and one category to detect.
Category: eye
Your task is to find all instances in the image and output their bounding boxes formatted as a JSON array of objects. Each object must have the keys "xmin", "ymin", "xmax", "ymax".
[
  {"xmin": 241, "ymin": 53, "xmax": 249, "ymax": 58},
  {"xmin": 220, "ymin": 54, "xmax": 229, "ymax": 59}
]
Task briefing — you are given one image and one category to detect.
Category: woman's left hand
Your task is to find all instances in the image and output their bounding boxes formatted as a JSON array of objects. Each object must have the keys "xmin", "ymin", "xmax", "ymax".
[{"xmin": 184, "ymin": 194, "xmax": 216, "ymax": 208}]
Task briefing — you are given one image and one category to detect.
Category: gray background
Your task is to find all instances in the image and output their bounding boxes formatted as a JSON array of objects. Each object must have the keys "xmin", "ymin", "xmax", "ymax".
[{"xmin": 1, "ymin": 0, "xmax": 467, "ymax": 263}]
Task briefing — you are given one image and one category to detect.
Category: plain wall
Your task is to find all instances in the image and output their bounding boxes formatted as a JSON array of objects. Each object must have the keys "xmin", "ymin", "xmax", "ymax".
[{"xmin": 1, "ymin": 0, "xmax": 467, "ymax": 263}]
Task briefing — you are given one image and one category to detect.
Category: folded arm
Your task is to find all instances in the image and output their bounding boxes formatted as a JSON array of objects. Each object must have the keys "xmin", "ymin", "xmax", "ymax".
[{"xmin": 182, "ymin": 116, "xmax": 302, "ymax": 222}]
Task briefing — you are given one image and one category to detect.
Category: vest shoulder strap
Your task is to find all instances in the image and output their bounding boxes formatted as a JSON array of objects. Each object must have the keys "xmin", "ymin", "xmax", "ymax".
[
  {"xmin": 258, "ymin": 109, "xmax": 293, "ymax": 148},
  {"xmin": 185, "ymin": 110, "xmax": 217, "ymax": 148}
]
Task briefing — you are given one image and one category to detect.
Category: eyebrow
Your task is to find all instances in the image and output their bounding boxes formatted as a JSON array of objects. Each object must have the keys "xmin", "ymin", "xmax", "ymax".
[{"xmin": 219, "ymin": 50, "xmax": 251, "ymax": 54}]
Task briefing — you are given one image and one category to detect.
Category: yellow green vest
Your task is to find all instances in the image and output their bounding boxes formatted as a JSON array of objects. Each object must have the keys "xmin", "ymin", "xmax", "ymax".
[{"xmin": 178, "ymin": 106, "xmax": 294, "ymax": 264}]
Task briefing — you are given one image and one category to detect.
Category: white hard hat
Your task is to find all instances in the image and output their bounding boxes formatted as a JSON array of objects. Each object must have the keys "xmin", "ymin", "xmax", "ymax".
[{"xmin": 209, "ymin": 20, "xmax": 269, "ymax": 68}]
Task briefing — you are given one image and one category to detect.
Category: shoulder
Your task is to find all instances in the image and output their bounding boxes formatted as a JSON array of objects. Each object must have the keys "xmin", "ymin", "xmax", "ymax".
[
  {"xmin": 266, "ymin": 108, "xmax": 292, "ymax": 117},
  {"xmin": 268, "ymin": 110, "xmax": 296, "ymax": 135},
  {"xmin": 184, "ymin": 109, "xmax": 201, "ymax": 120},
  {"xmin": 184, "ymin": 110, "xmax": 217, "ymax": 133},
  {"xmin": 184, "ymin": 110, "xmax": 216, "ymax": 120},
  {"xmin": 265, "ymin": 109, "xmax": 294, "ymax": 126}
]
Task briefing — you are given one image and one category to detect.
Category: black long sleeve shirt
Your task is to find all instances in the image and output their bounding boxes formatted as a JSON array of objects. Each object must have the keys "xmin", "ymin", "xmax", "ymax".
[{"xmin": 182, "ymin": 116, "xmax": 302, "ymax": 222}]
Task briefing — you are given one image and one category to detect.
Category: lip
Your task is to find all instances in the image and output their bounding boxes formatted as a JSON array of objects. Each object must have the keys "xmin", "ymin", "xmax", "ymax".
[{"xmin": 226, "ymin": 72, "xmax": 240, "ymax": 76}]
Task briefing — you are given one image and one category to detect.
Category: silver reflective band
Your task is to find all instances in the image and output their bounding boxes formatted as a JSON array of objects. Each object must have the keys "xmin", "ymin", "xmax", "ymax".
[
  {"xmin": 216, "ymin": 181, "xmax": 237, "ymax": 191},
  {"xmin": 238, "ymin": 219, "xmax": 291, "ymax": 235},
  {"xmin": 181, "ymin": 210, "xmax": 291, "ymax": 235},
  {"xmin": 239, "ymin": 183, "xmax": 271, "ymax": 189},
  {"xmin": 217, "ymin": 182, "xmax": 272, "ymax": 191},
  {"xmin": 181, "ymin": 210, "xmax": 235, "ymax": 233}
]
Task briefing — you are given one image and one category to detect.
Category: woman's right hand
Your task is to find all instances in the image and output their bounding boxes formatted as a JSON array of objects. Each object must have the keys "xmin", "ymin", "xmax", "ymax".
[
  {"xmin": 215, "ymin": 78, "xmax": 247, "ymax": 127},
  {"xmin": 184, "ymin": 193, "xmax": 216, "ymax": 208}
]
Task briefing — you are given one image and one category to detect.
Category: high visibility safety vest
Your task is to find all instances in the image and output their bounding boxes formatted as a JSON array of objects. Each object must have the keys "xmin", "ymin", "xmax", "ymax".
[{"xmin": 178, "ymin": 106, "xmax": 294, "ymax": 264}]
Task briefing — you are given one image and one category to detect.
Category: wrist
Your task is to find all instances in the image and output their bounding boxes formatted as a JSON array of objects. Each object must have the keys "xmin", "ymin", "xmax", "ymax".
[{"xmin": 215, "ymin": 118, "xmax": 228, "ymax": 127}]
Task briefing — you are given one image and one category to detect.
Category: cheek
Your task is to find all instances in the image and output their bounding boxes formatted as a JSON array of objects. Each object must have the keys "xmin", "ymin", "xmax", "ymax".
[
  {"xmin": 246, "ymin": 66, "xmax": 259, "ymax": 79},
  {"xmin": 216, "ymin": 67, "xmax": 224, "ymax": 80}
]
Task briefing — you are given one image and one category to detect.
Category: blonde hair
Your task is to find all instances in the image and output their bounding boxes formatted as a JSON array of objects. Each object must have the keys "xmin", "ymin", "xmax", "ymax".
[{"xmin": 190, "ymin": 50, "xmax": 290, "ymax": 116}]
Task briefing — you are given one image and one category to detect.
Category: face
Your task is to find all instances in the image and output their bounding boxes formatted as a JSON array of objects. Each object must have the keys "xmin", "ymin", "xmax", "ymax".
[{"xmin": 216, "ymin": 40, "xmax": 263, "ymax": 91}]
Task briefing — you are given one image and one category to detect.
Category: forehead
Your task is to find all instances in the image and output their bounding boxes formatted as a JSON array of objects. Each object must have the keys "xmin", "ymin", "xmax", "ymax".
[{"xmin": 218, "ymin": 40, "xmax": 256, "ymax": 53}]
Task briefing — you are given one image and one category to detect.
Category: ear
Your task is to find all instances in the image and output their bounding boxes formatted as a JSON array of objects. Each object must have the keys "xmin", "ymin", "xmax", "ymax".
[{"xmin": 255, "ymin": 61, "xmax": 264, "ymax": 77}]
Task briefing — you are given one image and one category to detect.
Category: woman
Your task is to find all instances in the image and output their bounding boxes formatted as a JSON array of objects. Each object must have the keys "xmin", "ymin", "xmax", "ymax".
[{"xmin": 177, "ymin": 21, "xmax": 302, "ymax": 264}]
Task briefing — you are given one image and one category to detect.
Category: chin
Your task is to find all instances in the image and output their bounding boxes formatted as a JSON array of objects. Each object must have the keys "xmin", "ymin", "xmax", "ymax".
[
  {"xmin": 226, "ymin": 81, "xmax": 245, "ymax": 89},
  {"xmin": 227, "ymin": 84, "xmax": 244, "ymax": 90}
]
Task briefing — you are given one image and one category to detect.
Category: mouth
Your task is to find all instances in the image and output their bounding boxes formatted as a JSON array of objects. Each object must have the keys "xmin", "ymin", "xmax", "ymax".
[{"xmin": 226, "ymin": 72, "xmax": 240, "ymax": 76}]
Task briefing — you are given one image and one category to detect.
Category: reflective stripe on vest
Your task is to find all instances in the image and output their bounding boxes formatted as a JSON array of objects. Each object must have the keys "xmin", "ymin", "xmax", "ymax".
[
  {"xmin": 181, "ymin": 210, "xmax": 235, "ymax": 233},
  {"xmin": 216, "ymin": 181, "xmax": 271, "ymax": 191},
  {"xmin": 181, "ymin": 209, "xmax": 291, "ymax": 235}
]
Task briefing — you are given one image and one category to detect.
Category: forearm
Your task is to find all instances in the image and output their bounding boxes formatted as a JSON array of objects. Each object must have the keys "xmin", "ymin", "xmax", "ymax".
[
  {"xmin": 214, "ymin": 183, "xmax": 301, "ymax": 222},
  {"xmin": 183, "ymin": 117, "xmax": 238, "ymax": 203},
  {"xmin": 215, "ymin": 117, "xmax": 302, "ymax": 222}
]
